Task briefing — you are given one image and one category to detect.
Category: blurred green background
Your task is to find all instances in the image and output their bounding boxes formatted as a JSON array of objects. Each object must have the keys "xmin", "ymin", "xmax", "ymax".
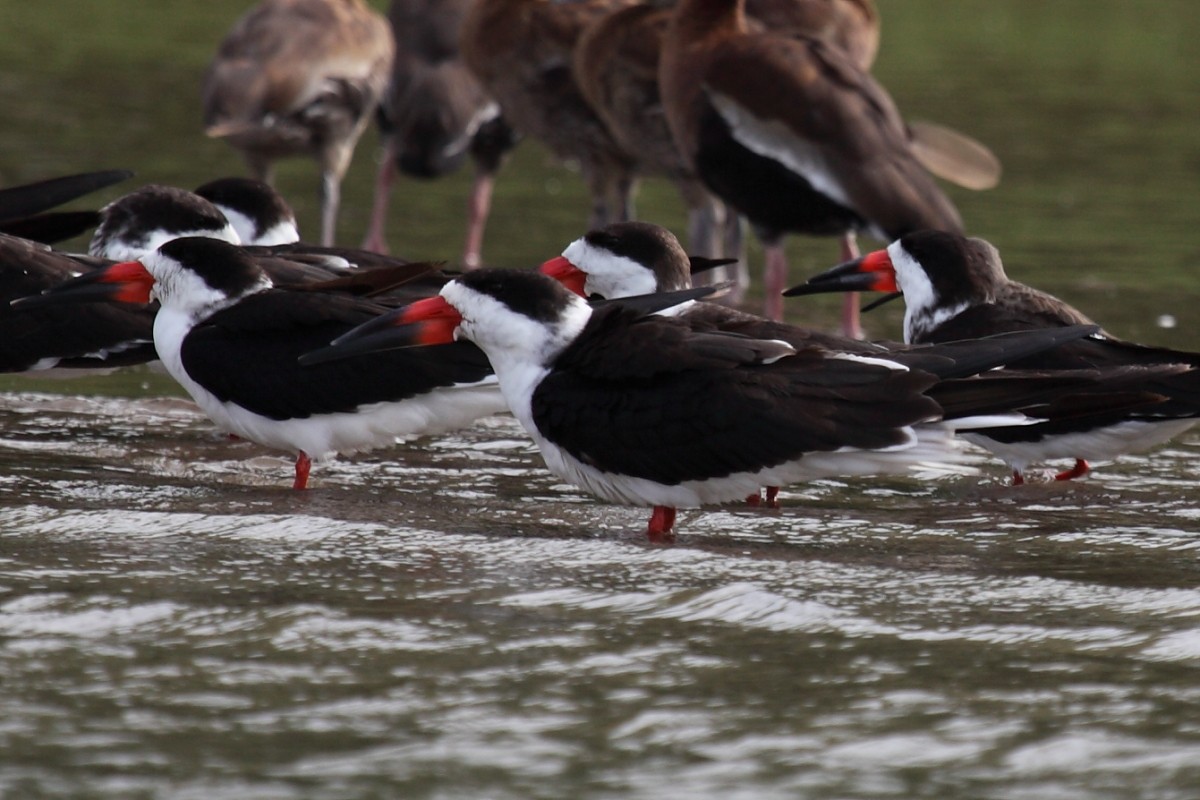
[{"xmin": 1, "ymin": 0, "xmax": 1197, "ymax": 351}]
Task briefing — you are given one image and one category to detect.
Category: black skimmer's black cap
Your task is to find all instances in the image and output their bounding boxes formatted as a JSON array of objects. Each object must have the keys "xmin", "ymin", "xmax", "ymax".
[
  {"xmin": 91, "ymin": 184, "xmax": 231, "ymax": 256},
  {"xmin": 157, "ymin": 236, "xmax": 267, "ymax": 298},
  {"xmin": 193, "ymin": 177, "xmax": 296, "ymax": 242}
]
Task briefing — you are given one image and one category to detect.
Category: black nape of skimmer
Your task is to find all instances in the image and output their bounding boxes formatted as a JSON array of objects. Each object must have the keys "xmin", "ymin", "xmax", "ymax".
[
  {"xmin": 785, "ymin": 229, "xmax": 1200, "ymax": 483},
  {"xmin": 193, "ymin": 176, "xmax": 301, "ymax": 247},
  {"xmin": 299, "ymin": 268, "xmax": 1077, "ymax": 541}
]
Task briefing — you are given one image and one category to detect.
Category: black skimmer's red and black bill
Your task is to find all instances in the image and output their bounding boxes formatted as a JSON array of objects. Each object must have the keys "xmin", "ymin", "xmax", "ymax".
[
  {"xmin": 362, "ymin": 0, "xmax": 518, "ymax": 267},
  {"xmin": 203, "ymin": 0, "xmax": 394, "ymax": 246},
  {"xmin": 658, "ymin": 0, "xmax": 998, "ymax": 331},
  {"xmin": 786, "ymin": 230, "xmax": 1200, "ymax": 482},
  {"xmin": 1, "ymin": 234, "xmax": 155, "ymax": 375},
  {"xmin": 28, "ymin": 236, "xmax": 502, "ymax": 489},
  {"xmin": 0, "ymin": 169, "xmax": 133, "ymax": 245},
  {"xmin": 298, "ymin": 268, "xmax": 1072, "ymax": 541}
]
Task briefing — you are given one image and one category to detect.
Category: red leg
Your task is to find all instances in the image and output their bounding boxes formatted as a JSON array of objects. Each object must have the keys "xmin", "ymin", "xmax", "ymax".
[
  {"xmin": 840, "ymin": 233, "xmax": 863, "ymax": 340},
  {"xmin": 1054, "ymin": 459, "xmax": 1090, "ymax": 481},
  {"xmin": 293, "ymin": 451, "xmax": 312, "ymax": 490},
  {"xmin": 647, "ymin": 506, "xmax": 677, "ymax": 543},
  {"xmin": 746, "ymin": 486, "xmax": 781, "ymax": 508},
  {"xmin": 764, "ymin": 486, "xmax": 780, "ymax": 509},
  {"xmin": 1011, "ymin": 470, "xmax": 1025, "ymax": 486}
]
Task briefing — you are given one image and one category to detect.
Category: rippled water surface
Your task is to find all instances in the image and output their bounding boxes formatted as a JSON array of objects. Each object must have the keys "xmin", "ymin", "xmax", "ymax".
[
  {"xmin": 4, "ymin": 393, "xmax": 1200, "ymax": 798},
  {"xmin": 3, "ymin": 1, "xmax": 1200, "ymax": 798}
]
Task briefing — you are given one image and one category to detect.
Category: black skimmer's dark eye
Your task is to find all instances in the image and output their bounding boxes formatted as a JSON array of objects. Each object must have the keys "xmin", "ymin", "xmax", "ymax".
[
  {"xmin": 783, "ymin": 249, "xmax": 897, "ymax": 297},
  {"xmin": 539, "ymin": 256, "xmax": 587, "ymax": 297}
]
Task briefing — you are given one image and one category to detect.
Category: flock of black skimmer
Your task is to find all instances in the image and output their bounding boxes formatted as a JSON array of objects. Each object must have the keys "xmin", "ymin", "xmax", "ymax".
[{"xmin": 3, "ymin": 0, "xmax": 1197, "ymax": 541}]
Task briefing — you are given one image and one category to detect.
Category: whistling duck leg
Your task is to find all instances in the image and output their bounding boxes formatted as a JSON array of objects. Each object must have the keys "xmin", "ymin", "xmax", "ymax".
[
  {"xmin": 246, "ymin": 153, "xmax": 275, "ymax": 187},
  {"xmin": 647, "ymin": 505, "xmax": 677, "ymax": 543},
  {"xmin": 722, "ymin": 204, "xmax": 748, "ymax": 297},
  {"xmin": 680, "ymin": 179, "xmax": 720, "ymax": 258},
  {"xmin": 362, "ymin": 144, "xmax": 398, "ymax": 254},
  {"xmin": 840, "ymin": 233, "xmax": 864, "ymax": 340},
  {"xmin": 1011, "ymin": 470, "xmax": 1026, "ymax": 486},
  {"xmin": 584, "ymin": 166, "xmax": 612, "ymax": 231},
  {"xmin": 1054, "ymin": 459, "xmax": 1091, "ymax": 482},
  {"xmin": 613, "ymin": 170, "xmax": 637, "ymax": 224},
  {"xmin": 318, "ymin": 169, "xmax": 342, "ymax": 247},
  {"xmin": 762, "ymin": 241, "xmax": 789, "ymax": 321},
  {"xmin": 293, "ymin": 451, "xmax": 312, "ymax": 490},
  {"xmin": 462, "ymin": 165, "xmax": 497, "ymax": 270}
]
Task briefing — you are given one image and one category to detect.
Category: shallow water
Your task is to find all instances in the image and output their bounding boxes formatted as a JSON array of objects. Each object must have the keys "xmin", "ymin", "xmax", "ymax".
[
  {"xmin": 3, "ymin": 0, "xmax": 1200, "ymax": 797},
  {"xmin": 3, "ymin": 392, "xmax": 1200, "ymax": 798}
]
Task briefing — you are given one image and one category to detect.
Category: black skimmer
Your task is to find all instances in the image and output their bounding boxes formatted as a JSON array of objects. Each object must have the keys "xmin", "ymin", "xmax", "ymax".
[
  {"xmin": 202, "ymin": 0, "xmax": 395, "ymax": 246},
  {"xmin": 91, "ymin": 182, "xmax": 445, "ymax": 297},
  {"xmin": 0, "ymin": 234, "xmax": 156, "ymax": 375},
  {"xmin": 301, "ymin": 268, "xmax": 1102, "ymax": 540},
  {"xmin": 25, "ymin": 236, "xmax": 502, "ymax": 488},
  {"xmin": 362, "ymin": 0, "xmax": 518, "ymax": 267},
  {"xmin": 459, "ymin": 0, "xmax": 643, "ymax": 231},
  {"xmin": 90, "ymin": 184, "xmax": 242, "ymax": 261},
  {"xmin": 542, "ymin": 220, "xmax": 1151, "ymax": 500},
  {"xmin": 0, "ymin": 171, "xmax": 155, "ymax": 375},
  {"xmin": 3, "ymin": 178, "xmax": 425, "ymax": 378},
  {"xmin": 658, "ymin": 0, "xmax": 998, "ymax": 331},
  {"xmin": 786, "ymin": 230, "xmax": 1200, "ymax": 483},
  {"xmin": 542, "ymin": 221, "xmax": 1093, "ymax": 374}
]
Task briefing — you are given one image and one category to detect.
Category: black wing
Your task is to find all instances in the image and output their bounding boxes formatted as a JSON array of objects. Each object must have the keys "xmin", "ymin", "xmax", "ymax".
[
  {"xmin": 531, "ymin": 307, "xmax": 940, "ymax": 484},
  {"xmin": 180, "ymin": 291, "xmax": 493, "ymax": 420}
]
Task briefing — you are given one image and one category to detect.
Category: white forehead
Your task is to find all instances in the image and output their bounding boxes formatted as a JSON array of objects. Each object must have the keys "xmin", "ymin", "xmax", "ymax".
[{"xmin": 562, "ymin": 237, "xmax": 656, "ymax": 299}]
